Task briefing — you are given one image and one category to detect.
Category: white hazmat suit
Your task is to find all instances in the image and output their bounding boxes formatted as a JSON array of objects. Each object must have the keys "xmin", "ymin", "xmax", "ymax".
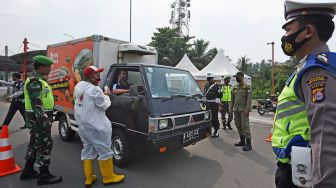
[{"xmin": 74, "ymin": 81, "xmax": 113, "ymax": 160}]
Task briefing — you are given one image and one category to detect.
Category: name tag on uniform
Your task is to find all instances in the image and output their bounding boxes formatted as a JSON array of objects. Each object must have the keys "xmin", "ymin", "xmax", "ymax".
[{"xmin": 291, "ymin": 146, "xmax": 313, "ymax": 187}]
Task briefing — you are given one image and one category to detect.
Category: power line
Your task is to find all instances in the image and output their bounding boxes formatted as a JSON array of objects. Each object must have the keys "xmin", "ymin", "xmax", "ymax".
[
  {"xmin": 8, "ymin": 48, "xmax": 15, "ymax": 54},
  {"xmin": 29, "ymin": 42, "xmax": 43, "ymax": 49},
  {"xmin": 17, "ymin": 43, "xmax": 23, "ymax": 53}
]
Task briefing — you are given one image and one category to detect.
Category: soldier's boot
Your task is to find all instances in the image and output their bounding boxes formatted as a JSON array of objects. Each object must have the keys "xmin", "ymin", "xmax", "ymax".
[
  {"xmin": 211, "ymin": 129, "xmax": 219, "ymax": 138},
  {"xmin": 242, "ymin": 139, "xmax": 253, "ymax": 151},
  {"xmin": 83, "ymin": 160, "xmax": 97, "ymax": 187},
  {"xmin": 37, "ymin": 166, "xmax": 62, "ymax": 185},
  {"xmin": 226, "ymin": 122, "xmax": 233, "ymax": 130},
  {"xmin": 20, "ymin": 159, "xmax": 40, "ymax": 180},
  {"xmin": 98, "ymin": 158, "xmax": 125, "ymax": 185},
  {"xmin": 234, "ymin": 137, "xmax": 245, "ymax": 147},
  {"xmin": 222, "ymin": 121, "xmax": 227, "ymax": 130}
]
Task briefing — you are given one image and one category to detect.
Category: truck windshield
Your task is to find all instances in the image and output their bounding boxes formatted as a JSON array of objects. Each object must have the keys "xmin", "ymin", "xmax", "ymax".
[{"xmin": 145, "ymin": 67, "xmax": 203, "ymax": 98}]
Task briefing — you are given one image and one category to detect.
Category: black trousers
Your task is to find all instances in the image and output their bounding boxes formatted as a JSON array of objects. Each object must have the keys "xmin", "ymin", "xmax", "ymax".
[
  {"xmin": 275, "ymin": 162, "xmax": 299, "ymax": 188},
  {"xmin": 209, "ymin": 103, "xmax": 219, "ymax": 131},
  {"xmin": 2, "ymin": 100, "xmax": 25, "ymax": 126}
]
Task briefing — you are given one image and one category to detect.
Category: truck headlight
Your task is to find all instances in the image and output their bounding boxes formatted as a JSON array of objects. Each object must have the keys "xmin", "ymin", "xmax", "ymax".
[
  {"xmin": 204, "ymin": 111, "xmax": 210, "ymax": 120},
  {"xmin": 159, "ymin": 119, "xmax": 169, "ymax": 130}
]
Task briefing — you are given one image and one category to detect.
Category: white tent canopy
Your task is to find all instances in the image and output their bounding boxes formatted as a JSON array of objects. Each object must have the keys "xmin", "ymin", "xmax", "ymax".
[
  {"xmin": 175, "ymin": 54, "xmax": 199, "ymax": 75},
  {"xmin": 194, "ymin": 49, "xmax": 251, "ymax": 85}
]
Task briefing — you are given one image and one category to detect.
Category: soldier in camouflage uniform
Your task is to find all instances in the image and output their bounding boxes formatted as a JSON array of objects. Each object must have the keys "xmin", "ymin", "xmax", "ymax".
[
  {"xmin": 230, "ymin": 71, "xmax": 253, "ymax": 151},
  {"xmin": 20, "ymin": 55, "xmax": 62, "ymax": 185}
]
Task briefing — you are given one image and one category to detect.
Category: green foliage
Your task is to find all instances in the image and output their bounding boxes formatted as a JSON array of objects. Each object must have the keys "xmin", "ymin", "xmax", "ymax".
[
  {"xmin": 237, "ymin": 57, "xmax": 297, "ymax": 99},
  {"xmin": 148, "ymin": 27, "xmax": 193, "ymax": 66},
  {"xmin": 148, "ymin": 27, "xmax": 216, "ymax": 69}
]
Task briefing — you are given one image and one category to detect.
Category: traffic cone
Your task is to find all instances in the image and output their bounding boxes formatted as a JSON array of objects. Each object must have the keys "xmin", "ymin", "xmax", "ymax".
[
  {"xmin": 0, "ymin": 125, "xmax": 21, "ymax": 177},
  {"xmin": 265, "ymin": 132, "xmax": 272, "ymax": 142}
]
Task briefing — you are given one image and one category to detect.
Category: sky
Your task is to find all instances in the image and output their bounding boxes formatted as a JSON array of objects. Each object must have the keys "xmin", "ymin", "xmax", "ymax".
[{"xmin": 1, "ymin": 0, "xmax": 336, "ymax": 65}]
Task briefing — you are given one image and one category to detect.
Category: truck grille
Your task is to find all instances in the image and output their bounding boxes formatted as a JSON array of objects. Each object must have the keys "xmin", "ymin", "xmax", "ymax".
[
  {"xmin": 174, "ymin": 113, "xmax": 205, "ymax": 127},
  {"xmin": 174, "ymin": 116, "xmax": 190, "ymax": 126},
  {"xmin": 193, "ymin": 113, "xmax": 204, "ymax": 122}
]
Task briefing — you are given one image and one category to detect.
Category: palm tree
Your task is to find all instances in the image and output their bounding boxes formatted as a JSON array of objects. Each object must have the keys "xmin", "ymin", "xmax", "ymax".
[
  {"xmin": 189, "ymin": 39, "xmax": 217, "ymax": 70},
  {"xmin": 237, "ymin": 55, "xmax": 250, "ymax": 72}
]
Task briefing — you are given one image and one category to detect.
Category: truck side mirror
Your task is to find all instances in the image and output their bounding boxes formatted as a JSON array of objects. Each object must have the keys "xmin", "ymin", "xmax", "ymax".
[{"xmin": 129, "ymin": 85, "xmax": 139, "ymax": 96}]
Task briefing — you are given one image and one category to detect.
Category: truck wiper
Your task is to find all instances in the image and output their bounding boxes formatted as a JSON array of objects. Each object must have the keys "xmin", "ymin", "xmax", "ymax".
[
  {"xmin": 161, "ymin": 94, "xmax": 187, "ymax": 102},
  {"xmin": 186, "ymin": 94, "xmax": 203, "ymax": 101}
]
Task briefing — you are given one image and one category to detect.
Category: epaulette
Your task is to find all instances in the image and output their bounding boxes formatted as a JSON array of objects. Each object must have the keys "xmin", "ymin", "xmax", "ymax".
[{"xmin": 317, "ymin": 53, "xmax": 328, "ymax": 64}]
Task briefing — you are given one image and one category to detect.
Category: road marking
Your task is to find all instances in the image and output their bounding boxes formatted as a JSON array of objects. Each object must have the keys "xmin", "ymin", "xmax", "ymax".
[{"xmin": 250, "ymin": 118, "xmax": 273, "ymax": 125}]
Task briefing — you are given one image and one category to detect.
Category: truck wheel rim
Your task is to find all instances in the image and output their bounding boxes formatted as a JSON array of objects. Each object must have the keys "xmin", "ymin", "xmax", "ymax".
[
  {"xmin": 113, "ymin": 137, "xmax": 123, "ymax": 160},
  {"xmin": 60, "ymin": 121, "xmax": 67, "ymax": 136}
]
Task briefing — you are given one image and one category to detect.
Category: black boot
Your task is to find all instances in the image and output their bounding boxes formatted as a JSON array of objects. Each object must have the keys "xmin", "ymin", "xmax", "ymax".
[
  {"xmin": 20, "ymin": 159, "xmax": 40, "ymax": 180},
  {"xmin": 226, "ymin": 122, "xmax": 233, "ymax": 130},
  {"xmin": 222, "ymin": 121, "xmax": 227, "ymax": 130},
  {"xmin": 242, "ymin": 139, "xmax": 252, "ymax": 151},
  {"xmin": 211, "ymin": 129, "xmax": 219, "ymax": 138},
  {"xmin": 37, "ymin": 166, "xmax": 62, "ymax": 185},
  {"xmin": 234, "ymin": 137, "xmax": 245, "ymax": 146}
]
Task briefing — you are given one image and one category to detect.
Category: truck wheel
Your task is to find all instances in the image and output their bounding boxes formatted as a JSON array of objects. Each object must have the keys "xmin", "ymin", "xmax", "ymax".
[
  {"xmin": 58, "ymin": 115, "xmax": 75, "ymax": 141},
  {"xmin": 112, "ymin": 129, "xmax": 132, "ymax": 168}
]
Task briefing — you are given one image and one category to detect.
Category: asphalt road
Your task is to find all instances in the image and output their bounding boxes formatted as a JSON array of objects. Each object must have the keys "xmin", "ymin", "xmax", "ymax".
[{"xmin": 0, "ymin": 87, "xmax": 277, "ymax": 188}]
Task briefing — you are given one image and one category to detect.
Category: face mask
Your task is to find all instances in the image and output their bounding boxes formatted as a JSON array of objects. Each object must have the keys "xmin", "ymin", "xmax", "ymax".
[
  {"xmin": 235, "ymin": 77, "xmax": 241, "ymax": 83},
  {"xmin": 121, "ymin": 75, "xmax": 128, "ymax": 81},
  {"xmin": 281, "ymin": 27, "xmax": 311, "ymax": 56},
  {"xmin": 207, "ymin": 77, "xmax": 213, "ymax": 82},
  {"xmin": 90, "ymin": 75, "xmax": 101, "ymax": 85}
]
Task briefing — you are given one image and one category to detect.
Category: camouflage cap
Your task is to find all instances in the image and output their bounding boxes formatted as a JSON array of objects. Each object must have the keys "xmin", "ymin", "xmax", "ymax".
[{"xmin": 33, "ymin": 55, "xmax": 54, "ymax": 66}]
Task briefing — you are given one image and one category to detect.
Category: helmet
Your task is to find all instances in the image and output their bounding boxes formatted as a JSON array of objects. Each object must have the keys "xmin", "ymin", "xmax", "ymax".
[{"xmin": 206, "ymin": 72, "xmax": 215, "ymax": 78}]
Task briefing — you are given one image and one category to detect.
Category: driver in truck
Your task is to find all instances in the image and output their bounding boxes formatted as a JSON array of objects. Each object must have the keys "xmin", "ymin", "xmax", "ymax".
[
  {"xmin": 74, "ymin": 66, "xmax": 125, "ymax": 186},
  {"xmin": 112, "ymin": 69, "xmax": 129, "ymax": 95}
]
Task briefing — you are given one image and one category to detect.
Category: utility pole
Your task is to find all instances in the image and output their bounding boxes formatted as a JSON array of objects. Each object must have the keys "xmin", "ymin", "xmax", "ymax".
[
  {"xmin": 267, "ymin": 42, "xmax": 275, "ymax": 95},
  {"xmin": 130, "ymin": 0, "xmax": 132, "ymax": 42},
  {"xmin": 23, "ymin": 38, "xmax": 29, "ymax": 80}
]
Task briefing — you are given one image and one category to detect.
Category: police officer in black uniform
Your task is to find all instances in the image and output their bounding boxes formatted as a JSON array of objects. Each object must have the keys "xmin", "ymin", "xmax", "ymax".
[
  {"xmin": 0, "ymin": 73, "xmax": 25, "ymax": 129},
  {"xmin": 204, "ymin": 72, "xmax": 221, "ymax": 138}
]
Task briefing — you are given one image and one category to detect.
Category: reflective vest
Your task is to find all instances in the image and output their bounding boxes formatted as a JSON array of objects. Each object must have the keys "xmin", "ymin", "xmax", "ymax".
[
  {"xmin": 272, "ymin": 52, "xmax": 336, "ymax": 164},
  {"xmin": 24, "ymin": 77, "xmax": 54, "ymax": 112},
  {"xmin": 220, "ymin": 85, "xmax": 231, "ymax": 102}
]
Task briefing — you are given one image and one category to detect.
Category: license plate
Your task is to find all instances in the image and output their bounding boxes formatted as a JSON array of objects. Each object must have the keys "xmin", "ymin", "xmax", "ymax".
[{"xmin": 182, "ymin": 129, "xmax": 199, "ymax": 143}]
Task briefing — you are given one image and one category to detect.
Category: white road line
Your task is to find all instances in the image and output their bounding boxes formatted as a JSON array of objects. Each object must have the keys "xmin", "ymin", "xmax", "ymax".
[{"xmin": 250, "ymin": 118, "xmax": 273, "ymax": 125}]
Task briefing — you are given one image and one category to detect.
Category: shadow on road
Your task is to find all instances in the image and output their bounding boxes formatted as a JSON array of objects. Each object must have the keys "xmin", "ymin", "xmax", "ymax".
[
  {"xmin": 208, "ymin": 135, "xmax": 240, "ymax": 157},
  {"xmin": 127, "ymin": 149, "xmax": 224, "ymax": 188}
]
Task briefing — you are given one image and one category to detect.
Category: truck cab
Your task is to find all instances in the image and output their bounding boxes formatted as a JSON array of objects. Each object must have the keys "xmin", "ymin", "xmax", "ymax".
[{"xmin": 104, "ymin": 64, "xmax": 211, "ymax": 167}]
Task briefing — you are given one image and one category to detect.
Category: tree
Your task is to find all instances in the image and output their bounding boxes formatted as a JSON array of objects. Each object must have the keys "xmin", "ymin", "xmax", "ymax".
[
  {"xmin": 188, "ymin": 39, "xmax": 218, "ymax": 70},
  {"xmin": 148, "ymin": 27, "xmax": 193, "ymax": 66},
  {"xmin": 237, "ymin": 56, "xmax": 250, "ymax": 73}
]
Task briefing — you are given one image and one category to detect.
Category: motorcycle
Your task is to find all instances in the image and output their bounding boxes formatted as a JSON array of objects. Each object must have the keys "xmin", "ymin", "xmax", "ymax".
[{"xmin": 257, "ymin": 95, "xmax": 278, "ymax": 115}]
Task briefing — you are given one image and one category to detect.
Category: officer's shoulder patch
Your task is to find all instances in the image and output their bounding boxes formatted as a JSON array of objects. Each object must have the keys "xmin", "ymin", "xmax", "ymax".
[
  {"xmin": 27, "ymin": 78, "xmax": 42, "ymax": 92},
  {"xmin": 311, "ymin": 85, "xmax": 325, "ymax": 103},
  {"xmin": 306, "ymin": 75, "xmax": 327, "ymax": 86}
]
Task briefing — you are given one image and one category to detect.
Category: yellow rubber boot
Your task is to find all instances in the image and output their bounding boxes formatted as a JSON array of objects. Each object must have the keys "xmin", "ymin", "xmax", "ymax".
[
  {"xmin": 83, "ymin": 160, "xmax": 97, "ymax": 187},
  {"xmin": 98, "ymin": 158, "xmax": 125, "ymax": 185}
]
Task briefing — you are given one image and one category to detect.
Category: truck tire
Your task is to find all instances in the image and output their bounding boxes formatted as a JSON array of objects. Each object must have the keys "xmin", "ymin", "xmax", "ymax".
[
  {"xmin": 112, "ymin": 129, "xmax": 132, "ymax": 168},
  {"xmin": 58, "ymin": 115, "xmax": 76, "ymax": 141}
]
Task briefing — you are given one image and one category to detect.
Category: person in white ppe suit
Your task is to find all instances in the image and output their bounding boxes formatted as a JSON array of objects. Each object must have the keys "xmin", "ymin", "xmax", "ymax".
[{"xmin": 74, "ymin": 66, "xmax": 125, "ymax": 186}]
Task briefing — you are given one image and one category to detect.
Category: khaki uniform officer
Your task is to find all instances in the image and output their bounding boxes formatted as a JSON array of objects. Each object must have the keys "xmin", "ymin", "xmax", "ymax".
[{"xmin": 230, "ymin": 71, "xmax": 252, "ymax": 151}]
